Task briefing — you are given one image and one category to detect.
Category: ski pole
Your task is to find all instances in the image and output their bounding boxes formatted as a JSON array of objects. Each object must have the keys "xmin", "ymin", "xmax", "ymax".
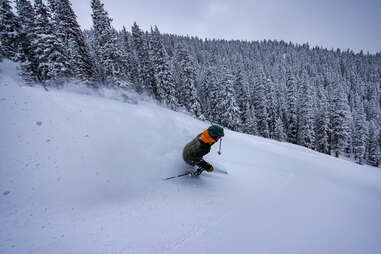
[{"xmin": 218, "ymin": 139, "xmax": 222, "ymax": 155}]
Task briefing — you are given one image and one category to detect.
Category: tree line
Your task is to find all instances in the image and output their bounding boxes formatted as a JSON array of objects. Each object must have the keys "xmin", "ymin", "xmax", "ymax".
[{"xmin": 1, "ymin": 0, "xmax": 381, "ymax": 166}]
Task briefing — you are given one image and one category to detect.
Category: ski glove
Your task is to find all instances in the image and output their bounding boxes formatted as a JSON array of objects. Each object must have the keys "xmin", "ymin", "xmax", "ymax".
[
  {"xmin": 205, "ymin": 165, "xmax": 214, "ymax": 172},
  {"xmin": 197, "ymin": 160, "xmax": 214, "ymax": 172}
]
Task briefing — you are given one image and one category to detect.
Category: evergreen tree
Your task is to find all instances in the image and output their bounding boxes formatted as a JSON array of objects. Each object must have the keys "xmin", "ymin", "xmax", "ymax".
[
  {"xmin": 274, "ymin": 116, "xmax": 286, "ymax": 141},
  {"xmin": 91, "ymin": 0, "xmax": 127, "ymax": 86},
  {"xmin": 217, "ymin": 67, "xmax": 241, "ymax": 130},
  {"xmin": 253, "ymin": 72, "xmax": 270, "ymax": 138},
  {"xmin": 199, "ymin": 68, "xmax": 212, "ymax": 116},
  {"xmin": 315, "ymin": 88, "xmax": 330, "ymax": 154},
  {"xmin": 201, "ymin": 66, "xmax": 219, "ymax": 121},
  {"xmin": 366, "ymin": 121, "xmax": 380, "ymax": 167},
  {"xmin": 0, "ymin": 0, "xmax": 19, "ymax": 60},
  {"xmin": 150, "ymin": 26, "xmax": 179, "ymax": 108},
  {"xmin": 352, "ymin": 95, "xmax": 367, "ymax": 164},
  {"xmin": 286, "ymin": 71, "xmax": 298, "ymax": 144},
  {"xmin": 297, "ymin": 80, "xmax": 315, "ymax": 149},
  {"xmin": 33, "ymin": 0, "xmax": 68, "ymax": 85},
  {"xmin": 131, "ymin": 22, "xmax": 144, "ymax": 92},
  {"xmin": 173, "ymin": 43, "xmax": 203, "ymax": 118},
  {"xmin": 233, "ymin": 67, "xmax": 251, "ymax": 132},
  {"xmin": 51, "ymin": 0, "xmax": 94, "ymax": 83},
  {"xmin": 330, "ymin": 83, "xmax": 351, "ymax": 158},
  {"xmin": 145, "ymin": 30, "xmax": 157, "ymax": 93},
  {"xmin": 243, "ymin": 109, "xmax": 258, "ymax": 135},
  {"xmin": 365, "ymin": 85, "xmax": 381, "ymax": 122},
  {"xmin": 131, "ymin": 22, "xmax": 155, "ymax": 94},
  {"xmin": 266, "ymin": 78, "xmax": 278, "ymax": 139},
  {"xmin": 15, "ymin": 0, "xmax": 39, "ymax": 82},
  {"xmin": 121, "ymin": 26, "xmax": 139, "ymax": 85}
]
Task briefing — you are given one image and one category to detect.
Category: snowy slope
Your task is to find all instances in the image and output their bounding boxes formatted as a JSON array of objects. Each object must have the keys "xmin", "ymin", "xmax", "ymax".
[{"xmin": 1, "ymin": 60, "xmax": 381, "ymax": 254}]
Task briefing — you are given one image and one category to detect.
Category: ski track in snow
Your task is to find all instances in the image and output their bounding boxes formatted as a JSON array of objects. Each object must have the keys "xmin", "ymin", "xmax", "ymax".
[{"xmin": 1, "ymin": 60, "xmax": 381, "ymax": 254}]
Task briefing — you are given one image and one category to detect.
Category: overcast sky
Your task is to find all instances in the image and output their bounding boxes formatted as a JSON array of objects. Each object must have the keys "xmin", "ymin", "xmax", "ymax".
[{"xmin": 71, "ymin": 0, "xmax": 381, "ymax": 53}]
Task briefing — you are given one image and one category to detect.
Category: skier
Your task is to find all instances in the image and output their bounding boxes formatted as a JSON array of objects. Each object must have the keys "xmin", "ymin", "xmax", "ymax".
[{"xmin": 183, "ymin": 125, "xmax": 224, "ymax": 175}]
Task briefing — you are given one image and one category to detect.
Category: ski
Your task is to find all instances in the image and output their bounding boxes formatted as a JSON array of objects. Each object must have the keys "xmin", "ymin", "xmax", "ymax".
[
  {"xmin": 162, "ymin": 171, "xmax": 192, "ymax": 180},
  {"xmin": 163, "ymin": 167, "xmax": 228, "ymax": 180}
]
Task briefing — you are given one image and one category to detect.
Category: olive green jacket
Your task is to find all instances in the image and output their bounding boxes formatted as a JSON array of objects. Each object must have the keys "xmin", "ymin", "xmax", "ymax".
[{"xmin": 183, "ymin": 134, "xmax": 212, "ymax": 166}]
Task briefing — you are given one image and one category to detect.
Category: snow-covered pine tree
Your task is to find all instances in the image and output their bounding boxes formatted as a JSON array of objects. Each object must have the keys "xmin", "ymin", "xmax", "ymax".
[
  {"xmin": 33, "ymin": 0, "xmax": 68, "ymax": 85},
  {"xmin": 0, "ymin": 0, "xmax": 19, "ymax": 60},
  {"xmin": 15, "ymin": 0, "xmax": 39, "ymax": 83},
  {"xmin": 199, "ymin": 68, "xmax": 210, "ymax": 115},
  {"xmin": 330, "ymin": 83, "xmax": 352, "ymax": 158},
  {"xmin": 91, "ymin": 0, "xmax": 127, "ymax": 87},
  {"xmin": 275, "ymin": 83, "xmax": 288, "ymax": 140},
  {"xmin": 239, "ymin": 68, "xmax": 258, "ymax": 135},
  {"xmin": 286, "ymin": 71, "xmax": 298, "ymax": 144},
  {"xmin": 366, "ymin": 120, "xmax": 380, "ymax": 167},
  {"xmin": 131, "ymin": 22, "xmax": 155, "ymax": 94},
  {"xmin": 144, "ymin": 30, "xmax": 157, "ymax": 94},
  {"xmin": 131, "ymin": 22, "xmax": 145, "ymax": 92},
  {"xmin": 51, "ymin": 0, "xmax": 94, "ymax": 84},
  {"xmin": 121, "ymin": 26, "xmax": 139, "ymax": 86},
  {"xmin": 243, "ymin": 109, "xmax": 258, "ymax": 135},
  {"xmin": 150, "ymin": 26, "xmax": 179, "ymax": 109},
  {"xmin": 233, "ymin": 66, "xmax": 251, "ymax": 132},
  {"xmin": 315, "ymin": 88, "xmax": 330, "ymax": 154},
  {"xmin": 217, "ymin": 67, "xmax": 241, "ymax": 130},
  {"xmin": 273, "ymin": 116, "xmax": 286, "ymax": 141},
  {"xmin": 253, "ymin": 71, "xmax": 270, "ymax": 138},
  {"xmin": 352, "ymin": 95, "xmax": 367, "ymax": 164},
  {"xmin": 265, "ymin": 78, "xmax": 278, "ymax": 139},
  {"xmin": 173, "ymin": 42, "xmax": 203, "ymax": 118},
  {"xmin": 365, "ymin": 85, "xmax": 381, "ymax": 123},
  {"xmin": 200, "ymin": 66, "xmax": 219, "ymax": 121},
  {"xmin": 297, "ymin": 78, "xmax": 315, "ymax": 149}
]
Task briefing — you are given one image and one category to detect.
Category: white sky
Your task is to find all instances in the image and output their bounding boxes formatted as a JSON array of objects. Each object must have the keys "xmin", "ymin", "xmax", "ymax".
[{"xmin": 71, "ymin": 0, "xmax": 381, "ymax": 53}]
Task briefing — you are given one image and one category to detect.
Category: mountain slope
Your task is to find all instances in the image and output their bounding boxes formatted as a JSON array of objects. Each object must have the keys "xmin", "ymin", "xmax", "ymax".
[{"xmin": 1, "ymin": 61, "xmax": 381, "ymax": 254}]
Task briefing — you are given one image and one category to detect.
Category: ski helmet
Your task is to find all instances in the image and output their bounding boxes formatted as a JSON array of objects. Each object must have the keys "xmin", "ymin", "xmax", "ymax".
[{"xmin": 208, "ymin": 125, "xmax": 224, "ymax": 140}]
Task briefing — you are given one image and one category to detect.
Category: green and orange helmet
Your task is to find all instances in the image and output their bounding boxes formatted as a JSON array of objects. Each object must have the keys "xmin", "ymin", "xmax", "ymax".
[{"xmin": 200, "ymin": 125, "xmax": 224, "ymax": 144}]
